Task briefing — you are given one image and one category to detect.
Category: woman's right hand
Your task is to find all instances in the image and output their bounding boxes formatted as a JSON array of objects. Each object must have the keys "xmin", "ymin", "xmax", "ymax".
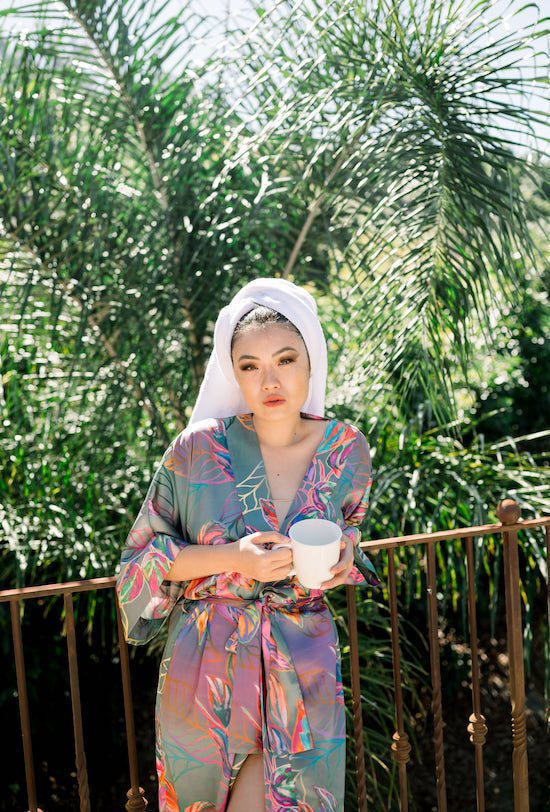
[{"xmin": 235, "ymin": 531, "xmax": 293, "ymax": 582}]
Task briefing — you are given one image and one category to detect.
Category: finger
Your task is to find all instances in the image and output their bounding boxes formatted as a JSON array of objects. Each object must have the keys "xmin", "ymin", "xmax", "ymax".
[
  {"xmin": 274, "ymin": 561, "xmax": 293, "ymax": 576},
  {"xmin": 339, "ymin": 537, "xmax": 353, "ymax": 551},
  {"xmin": 321, "ymin": 566, "xmax": 352, "ymax": 589},
  {"xmin": 330, "ymin": 559, "xmax": 346, "ymax": 575},
  {"xmin": 326, "ymin": 552, "xmax": 354, "ymax": 585},
  {"xmin": 271, "ymin": 533, "xmax": 291, "ymax": 544},
  {"xmin": 270, "ymin": 548, "xmax": 293, "ymax": 565},
  {"xmin": 246, "ymin": 531, "xmax": 268, "ymax": 547},
  {"xmin": 330, "ymin": 546, "xmax": 353, "ymax": 574},
  {"xmin": 319, "ymin": 574, "xmax": 344, "ymax": 590},
  {"xmin": 327, "ymin": 565, "xmax": 350, "ymax": 584},
  {"xmin": 264, "ymin": 562, "xmax": 294, "ymax": 581}
]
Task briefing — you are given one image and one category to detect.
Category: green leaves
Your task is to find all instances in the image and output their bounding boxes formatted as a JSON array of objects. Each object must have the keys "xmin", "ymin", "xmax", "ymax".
[
  {"xmin": 227, "ymin": 0, "xmax": 550, "ymax": 422},
  {"xmin": 2, "ymin": 0, "xmax": 549, "ymax": 588}
]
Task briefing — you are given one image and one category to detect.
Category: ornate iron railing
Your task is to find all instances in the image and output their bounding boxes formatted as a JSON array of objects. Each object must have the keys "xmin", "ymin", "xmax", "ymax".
[
  {"xmin": 3, "ymin": 576, "xmax": 147, "ymax": 812},
  {"xmin": 2, "ymin": 499, "xmax": 549, "ymax": 812}
]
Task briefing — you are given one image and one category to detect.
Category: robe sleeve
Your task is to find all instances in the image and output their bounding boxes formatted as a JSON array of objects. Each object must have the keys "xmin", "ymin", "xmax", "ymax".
[
  {"xmin": 334, "ymin": 426, "xmax": 380, "ymax": 587},
  {"xmin": 116, "ymin": 429, "xmax": 194, "ymax": 645}
]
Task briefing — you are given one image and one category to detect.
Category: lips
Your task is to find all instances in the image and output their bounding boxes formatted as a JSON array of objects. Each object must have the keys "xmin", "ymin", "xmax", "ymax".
[{"xmin": 263, "ymin": 396, "xmax": 285, "ymax": 406}]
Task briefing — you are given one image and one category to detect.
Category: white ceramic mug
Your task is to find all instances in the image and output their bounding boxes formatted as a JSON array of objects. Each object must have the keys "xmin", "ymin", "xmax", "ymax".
[{"xmin": 287, "ymin": 518, "xmax": 342, "ymax": 589}]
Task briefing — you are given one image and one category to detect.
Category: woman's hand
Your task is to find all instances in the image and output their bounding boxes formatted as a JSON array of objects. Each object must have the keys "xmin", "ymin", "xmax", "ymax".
[
  {"xmin": 235, "ymin": 531, "xmax": 293, "ymax": 582},
  {"xmin": 320, "ymin": 528, "xmax": 358, "ymax": 590}
]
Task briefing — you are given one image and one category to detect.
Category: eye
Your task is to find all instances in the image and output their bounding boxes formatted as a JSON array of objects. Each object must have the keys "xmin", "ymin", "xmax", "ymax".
[
  {"xmin": 239, "ymin": 363, "xmax": 257, "ymax": 372},
  {"xmin": 279, "ymin": 356, "xmax": 295, "ymax": 365}
]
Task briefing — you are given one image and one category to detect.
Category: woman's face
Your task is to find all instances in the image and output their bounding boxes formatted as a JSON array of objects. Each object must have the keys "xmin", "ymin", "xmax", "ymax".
[{"xmin": 231, "ymin": 323, "xmax": 310, "ymax": 420}]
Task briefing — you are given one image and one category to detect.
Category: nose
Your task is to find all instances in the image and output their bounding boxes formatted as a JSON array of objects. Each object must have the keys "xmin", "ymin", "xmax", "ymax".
[{"xmin": 261, "ymin": 366, "xmax": 280, "ymax": 390}]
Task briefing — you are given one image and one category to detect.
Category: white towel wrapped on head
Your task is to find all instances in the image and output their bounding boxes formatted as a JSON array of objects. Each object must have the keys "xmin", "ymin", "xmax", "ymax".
[{"xmin": 189, "ymin": 277, "xmax": 327, "ymax": 426}]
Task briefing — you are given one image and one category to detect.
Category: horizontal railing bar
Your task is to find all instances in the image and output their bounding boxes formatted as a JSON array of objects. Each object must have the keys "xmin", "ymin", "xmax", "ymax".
[
  {"xmin": 360, "ymin": 516, "xmax": 550, "ymax": 551},
  {"xmin": 2, "ymin": 518, "xmax": 548, "ymax": 602},
  {"xmin": 0, "ymin": 576, "xmax": 116, "ymax": 602}
]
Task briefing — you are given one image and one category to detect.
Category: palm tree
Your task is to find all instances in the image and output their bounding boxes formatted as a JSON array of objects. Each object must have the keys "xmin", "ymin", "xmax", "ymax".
[
  {"xmin": 2, "ymin": 0, "xmax": 548, "ymax": 444},
  {"xmin": 0, "ymin": 0, "xmax": 311, "ymax": 581},
  {"xmin": 219, "ymin": 0, "xmax": 550, "ymax": 423}
]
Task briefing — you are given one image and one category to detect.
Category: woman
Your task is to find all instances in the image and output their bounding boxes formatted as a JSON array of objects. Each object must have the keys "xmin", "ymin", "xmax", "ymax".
[{"xmin": 117, "ymin": 278, "xmax": 379, "ymax": 812}]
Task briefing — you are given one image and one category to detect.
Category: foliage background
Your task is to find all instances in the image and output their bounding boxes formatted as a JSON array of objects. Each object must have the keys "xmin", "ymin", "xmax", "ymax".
[{"xmin": 1, "ymin": 0, "xmax": 549, "ymax": 809}]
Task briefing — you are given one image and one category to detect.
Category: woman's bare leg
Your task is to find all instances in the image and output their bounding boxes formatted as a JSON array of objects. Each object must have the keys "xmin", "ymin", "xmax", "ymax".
[{"xmin": 227, "ymin": 753, "xmax": 265, "ymax": 812}]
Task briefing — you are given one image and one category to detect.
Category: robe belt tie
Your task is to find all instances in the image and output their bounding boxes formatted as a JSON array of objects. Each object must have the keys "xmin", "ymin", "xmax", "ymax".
[{"xmin": 190, "ymin": 594, "xmax": 326, "ymax": 755}]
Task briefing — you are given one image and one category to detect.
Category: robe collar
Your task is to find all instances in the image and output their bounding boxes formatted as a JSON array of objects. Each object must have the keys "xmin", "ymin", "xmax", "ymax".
[{"xmin": 226, "ymin": 413, "xmax": 336, "ymax": 534}]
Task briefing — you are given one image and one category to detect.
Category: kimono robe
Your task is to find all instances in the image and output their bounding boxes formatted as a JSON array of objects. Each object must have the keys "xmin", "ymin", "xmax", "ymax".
[{"xmin": 117, "ymin": 413, "xmax": 379, "ymax": 812}]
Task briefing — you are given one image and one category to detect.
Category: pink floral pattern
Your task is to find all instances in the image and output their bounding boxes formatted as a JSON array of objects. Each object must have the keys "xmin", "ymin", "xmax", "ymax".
[{"xmin": 117, "ymin": 414, "xmax": 378, "ymax": 811}]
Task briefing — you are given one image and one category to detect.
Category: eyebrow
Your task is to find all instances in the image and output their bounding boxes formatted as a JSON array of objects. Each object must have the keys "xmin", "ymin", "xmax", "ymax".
[{"xmin": 236, "ymin": 345, "xmax": 299, "ymax": 362}]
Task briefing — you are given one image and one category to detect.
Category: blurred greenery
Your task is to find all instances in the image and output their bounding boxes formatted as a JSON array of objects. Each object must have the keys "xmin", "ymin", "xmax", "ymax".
[{"xmin": 1, "ymin": 0, "xmax": 550, "ymax": 809}]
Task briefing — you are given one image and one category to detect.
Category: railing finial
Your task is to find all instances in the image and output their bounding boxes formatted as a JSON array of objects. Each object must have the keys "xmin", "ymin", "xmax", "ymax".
[
  {"xmin": 126, "ymin": 786, "xmax": 148, "ymax": 810},
  {"xmin": 467, "ymin": 711, "xmax": 488, "ymax": 747},
  {"xmin": 496, "ymin": 498, "xmax": 521, "ymax": 525}
]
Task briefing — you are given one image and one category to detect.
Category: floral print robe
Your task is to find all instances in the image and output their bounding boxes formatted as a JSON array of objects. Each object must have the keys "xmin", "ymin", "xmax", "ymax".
[{"xmin": 117, "ymin": 414, "xmax": 378, "ymax": 812}]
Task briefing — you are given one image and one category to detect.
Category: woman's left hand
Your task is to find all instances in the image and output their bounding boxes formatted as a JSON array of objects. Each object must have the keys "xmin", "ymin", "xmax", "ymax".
[{"xmin": 320, "ymin": 528, "xmax": 358, "ymax": 590}]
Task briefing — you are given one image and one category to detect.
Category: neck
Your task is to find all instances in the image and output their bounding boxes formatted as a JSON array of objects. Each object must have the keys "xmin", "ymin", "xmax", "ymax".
[{"xmin": 252, "ymin": 413, "xmax": 304, "ymax": 448}]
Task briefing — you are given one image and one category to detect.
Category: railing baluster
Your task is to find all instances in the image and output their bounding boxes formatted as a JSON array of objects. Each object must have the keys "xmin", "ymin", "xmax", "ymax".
[
  {"xmin": 387, "ymin": 549, "xmax": 411, "ymax": 810},
  {"xmin": 64, "ymin": 592, "xmax": 91, "ymax": 812},
  {"xmin": 426, "ymin": 541, "xmax": 447, "ymax": 811},
  {"xmin": 498, "ymin": 500, "xmax": 530, "ymax": 811},
  {"xmin": 116, "ymin": 594, "xmax": 148, "ymax": 811},
  {"xmin": 2, "ymin": 579, "xmax": 148, "ymax": 811},
  {"xmin": 10, "ymin": 598, "xmax": 38, "ymax": 812},
  {"xmin": 465, "ymin": 536, "xmax": 487, "ymax": 811},
  {"xmin": 347, "ymin": 584, "xmax": 368, "ymax": 812}
]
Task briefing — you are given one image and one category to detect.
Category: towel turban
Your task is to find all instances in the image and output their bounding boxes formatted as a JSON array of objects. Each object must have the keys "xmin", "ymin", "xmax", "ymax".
[{"xmin": 188, "ymin": 277, "xmax": 327, "ymax": 425}]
